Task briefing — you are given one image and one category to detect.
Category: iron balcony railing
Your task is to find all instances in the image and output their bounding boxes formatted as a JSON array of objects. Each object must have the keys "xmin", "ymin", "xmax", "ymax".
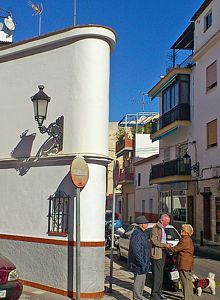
[
  {"xmin": 116, "ymin": 134, "xmax": 134, "ymax": 154},
  {"xmin": 150, "ymin": 158, "xmax": 191, "ymax": 180},
  {"xmin": 151, "ymin": 103, "xmax": 190, "ymax": 134},
  {"xmin": 119, "ymin": 167, "xmax": 134, "ymax": 183}
]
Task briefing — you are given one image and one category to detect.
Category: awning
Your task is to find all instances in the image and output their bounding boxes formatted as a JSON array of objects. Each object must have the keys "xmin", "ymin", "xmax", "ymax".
[
  {"xmin": 152, "ymin": 127, "xmax": 178, "ymax": 142},
  {"xmin": 151, "ymin": 75, "xmax": 177, "ymax": 99}
]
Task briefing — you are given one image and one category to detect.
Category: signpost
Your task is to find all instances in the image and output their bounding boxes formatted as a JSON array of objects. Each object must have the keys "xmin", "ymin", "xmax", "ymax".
[
  {"xmin": 70, "ymin": 157, "xmax": 89, "ymax": 300},
  {"xmin": 109, "ymin": 160, "xmax": 120, "ymax": 292}
]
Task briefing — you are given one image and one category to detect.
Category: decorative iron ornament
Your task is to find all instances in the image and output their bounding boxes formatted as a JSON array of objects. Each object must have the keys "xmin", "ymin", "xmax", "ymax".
[{"xmin": 38, "ymin": 116, "xmax": 64, "ymax": 153}]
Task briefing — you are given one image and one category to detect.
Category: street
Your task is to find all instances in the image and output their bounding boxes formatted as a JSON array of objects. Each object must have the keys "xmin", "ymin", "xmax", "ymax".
[
  {"xmin": 19, "ymin": 251, "xmax": 220, "ymax": 300},
  {"xmin": 104, "ymin": 250, "xmax": 220, "ymax": 300}
]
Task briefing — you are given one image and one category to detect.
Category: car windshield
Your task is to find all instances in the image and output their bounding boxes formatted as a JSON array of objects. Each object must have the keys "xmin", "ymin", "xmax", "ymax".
[{"xmin": 148, "ymin": 227, "xmax": 180, "ymax": 241}]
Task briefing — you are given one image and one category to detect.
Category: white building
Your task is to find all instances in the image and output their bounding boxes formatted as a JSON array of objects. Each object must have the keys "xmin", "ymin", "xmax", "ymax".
[
  {"xmin": 147, "ymin": 0, "xmax": 220, "ymax": 241},
  {"xmin": 115, "ymin": 113, "xmax": 159, "ymax": 223},
  {"xmin": 0, "ymin": 25, "xmax": 116, "ymax": 297},
  {"xmin": 191, "ymin": 0, "xmax": 220, "ymax": 242},
  {"xmin": 134, "ymin": 154, "xmax": 159, "ymax": 222}
]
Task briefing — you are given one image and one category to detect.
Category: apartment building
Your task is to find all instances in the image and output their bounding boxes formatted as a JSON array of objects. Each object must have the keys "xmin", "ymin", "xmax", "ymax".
[
  {"xmin": 134, "ymin": 154, "xmax": 159, "ymax": 222},
  {"xmin": 147, "ymin": 0, "xmax": 220, "ymax": 241},
  {"xmin": 115, "ymin": 113, "xmax": 159, "ymax": 223},
  {"xmin": 106, "ymin": 122, "xmax": 122, "ymax": 214},
  {"xmin": 191, "ymin": 0, "xmax": 220, "ymax": 242}
]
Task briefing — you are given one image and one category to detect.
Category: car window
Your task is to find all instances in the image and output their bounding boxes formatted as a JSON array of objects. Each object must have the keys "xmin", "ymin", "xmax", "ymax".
[
  {"xmin": 125, "ymin": 225, "xmax": 135, "ymax": 233},
  {"xmin": 147, "ymin": 228, "xmax": 180, "ymax": 241},
  {"xmin": 165, "ymin": 228, "xmax": 180, "ymax": 240},
  {"xmin": 124, "ymin": 225, "xmax": 136, "ymax": 238}
]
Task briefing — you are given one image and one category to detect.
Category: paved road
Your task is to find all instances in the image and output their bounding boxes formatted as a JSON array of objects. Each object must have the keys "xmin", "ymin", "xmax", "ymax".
[{"xmin": 19, "ymin": 253, "xmax": 220, "ymax": 299}]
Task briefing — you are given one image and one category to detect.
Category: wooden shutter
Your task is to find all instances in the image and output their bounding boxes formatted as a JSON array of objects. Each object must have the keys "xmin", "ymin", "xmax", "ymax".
[
  {"xmin": 207, "ymin": 119, "xmax": 217, "ymax": 147},
  {"xmin": 207, "ymin": 61, "xmax": 217, "ymax": 90}
]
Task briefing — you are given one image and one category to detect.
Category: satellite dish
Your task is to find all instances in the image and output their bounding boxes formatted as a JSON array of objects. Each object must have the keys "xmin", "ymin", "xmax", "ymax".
[
  {"xmin": 4, "ymin": 16, "xmax": 15, "ymax": 31},
  {"xmin": 0, "ymin": 22, "xmax": 3, "ymax": 31}
]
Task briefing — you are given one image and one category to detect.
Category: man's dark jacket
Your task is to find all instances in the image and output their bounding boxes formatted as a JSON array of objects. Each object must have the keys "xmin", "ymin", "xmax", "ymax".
[{"xmin": 128, "ymin": 226, "xmax": 150, "ymax": 275}]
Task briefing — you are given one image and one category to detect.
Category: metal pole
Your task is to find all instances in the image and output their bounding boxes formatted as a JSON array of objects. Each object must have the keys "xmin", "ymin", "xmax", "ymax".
[
  {"xmin": 142, "ymin": 93, "xmax": 145, "ymax": 112},
  {"xmin": 109, "ymin": 161, "xmax": 116, "ymax": 292},
  {"xmin": 76, "ymin": 188, "xmax": 81, "ymax": 300},
  {"xmin": 39, "ymin": 13, "xmax": 42, "ymax": 36},
  {"xmin": 74, "ymin": 0, "xmax": 77, "ymax": 26}
]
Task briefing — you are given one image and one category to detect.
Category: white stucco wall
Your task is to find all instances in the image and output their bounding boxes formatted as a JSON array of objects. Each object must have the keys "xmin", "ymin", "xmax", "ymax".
[
  {"xmin": 194, "ymin": 0, "xmax": 220, "ymax": 52},
  {"xmin": 135, "ymin": 156, "xmax": 160, "ymax": 217},
  {"xmin": 0, "ymin": 25, "xmax": 117, "ymax": 294},
  {"xmin": 0, "ymin": 26, "xmax": 116, "ymax": 241},
  {"xmin": 135, "ymin": 133, "xmax": 159, "ymax": 158},
  {"xmin": 192, "ymin": 40, "xmax": 220, "ymax": 179}
]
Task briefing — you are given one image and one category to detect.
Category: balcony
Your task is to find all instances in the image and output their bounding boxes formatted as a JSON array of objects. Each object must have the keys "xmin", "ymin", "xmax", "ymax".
[
  {"xmin": 116, "ymin": 134, "xmax": 134, "ymax": 157},
  {"xmin": 149, "ymin": 158, "xmax": 192, "ymax": 185},
  {"xmin": 150, "ymin": 103, "xmax": 191, "ymax": 142},
  {"xmin": 119, "ymin": 167, "xmax": 134, "ymax": 184}
]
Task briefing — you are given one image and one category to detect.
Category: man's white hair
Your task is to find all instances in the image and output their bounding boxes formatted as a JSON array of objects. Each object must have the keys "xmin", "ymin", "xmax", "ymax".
[{"xmin": 160, "ymin": 214, "xmax": 170, "ymax": 220}]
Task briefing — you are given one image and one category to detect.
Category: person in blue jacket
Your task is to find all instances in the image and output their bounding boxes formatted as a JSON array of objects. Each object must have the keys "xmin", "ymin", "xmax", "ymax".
[{"xmin": 128, "ymin": 216, "xmax": 150, "ymax": 300}]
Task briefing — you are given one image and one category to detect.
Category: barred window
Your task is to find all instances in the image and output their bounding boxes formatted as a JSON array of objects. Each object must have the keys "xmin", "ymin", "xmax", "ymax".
[{"xmin": 47, "ymin": 191, "xmax": 70, "ymax": 235}]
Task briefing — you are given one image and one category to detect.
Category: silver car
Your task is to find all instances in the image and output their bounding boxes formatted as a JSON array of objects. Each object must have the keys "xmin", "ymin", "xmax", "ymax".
[{"xmin": 117, "ymin": 222, "xmax": 180, "ymax": 260}]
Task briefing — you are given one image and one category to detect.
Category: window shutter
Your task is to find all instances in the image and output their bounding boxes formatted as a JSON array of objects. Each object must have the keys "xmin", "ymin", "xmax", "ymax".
[
  {"xmin": 207, "ymin": 119, "xmax": 217, "ymax": 147},
  {"xmin": 207, "ymin": 61, "xmax": 217, "ymax": 90}
]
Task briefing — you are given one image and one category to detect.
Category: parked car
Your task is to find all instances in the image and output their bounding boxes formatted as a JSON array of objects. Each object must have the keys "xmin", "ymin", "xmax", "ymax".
[
  {"xmin": 117, "ymin": 222, "xmax": 180, "ymax": 260},
  {"xmin": 0, "ymin": 254, "xmax": 23, "ymax": 299},
  {"xmin": 117, "ymin": 223, "xmax": 181, "ymax": 291}
]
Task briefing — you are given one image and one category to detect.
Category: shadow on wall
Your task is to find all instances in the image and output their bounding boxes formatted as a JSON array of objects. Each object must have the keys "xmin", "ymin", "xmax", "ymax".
[
  {"xmin": 10, "ymin": 116, "xmax": 64, "ymax": 176},
  {"xmin": 50, "ymin": 172, "xmax": 79, "ymax": 298}
]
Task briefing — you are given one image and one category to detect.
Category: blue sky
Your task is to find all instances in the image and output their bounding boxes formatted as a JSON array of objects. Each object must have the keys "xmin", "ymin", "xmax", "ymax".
[{"xmin": 0, "ymin": 0, "xmax": 204, "ymax": 121}]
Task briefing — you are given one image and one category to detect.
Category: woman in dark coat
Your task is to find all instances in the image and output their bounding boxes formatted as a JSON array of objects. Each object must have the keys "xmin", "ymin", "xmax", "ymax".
[{"xmin": 128, "ymin": 216, "xmax": 150, "ymax": 300}]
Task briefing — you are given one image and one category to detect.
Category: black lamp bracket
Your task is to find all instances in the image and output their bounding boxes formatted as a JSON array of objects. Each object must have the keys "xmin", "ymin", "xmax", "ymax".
[{"xmin": 38, "ymin": 116, "xmax": 64, "ymax": 152}]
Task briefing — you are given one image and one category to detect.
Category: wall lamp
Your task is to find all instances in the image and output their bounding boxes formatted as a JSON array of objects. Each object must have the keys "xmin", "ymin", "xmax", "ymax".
[
  {"xmin": 31, "ymin": 85, "xmax": 64, "ymax": 152},
  {"xmin": 183, "ymin": 152, "xmax": 200, "ymax": 176}
]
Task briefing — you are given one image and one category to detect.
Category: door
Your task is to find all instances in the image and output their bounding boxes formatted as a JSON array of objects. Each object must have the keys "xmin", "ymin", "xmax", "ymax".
[
  {"xmin": 187, "ymin": 196, "xmax": 194, "ymax": 226},
  {"xmin": 203, "ymin": 194, "xmax": 211, "ymax": 240}
]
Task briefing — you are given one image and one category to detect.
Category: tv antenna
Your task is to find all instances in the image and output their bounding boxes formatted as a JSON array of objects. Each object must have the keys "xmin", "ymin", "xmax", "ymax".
[
  {"xmin": 28, "ymin": 1, "xmax": 43, "ymax": 36},
  {"xmin": 132, "ymin": 91, "xmax": 149, "ymax": 112}
]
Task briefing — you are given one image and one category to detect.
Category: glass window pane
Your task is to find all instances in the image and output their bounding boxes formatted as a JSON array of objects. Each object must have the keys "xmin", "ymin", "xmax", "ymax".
[
  {"xmin": 174, "ymin": 83, "xmax": 179, "ymax": 106},
  {"xmin": 181, "ymin": 81, "xmax": 189, "ymax": 103},
  {"xmin": 172, "ymin": 194, "xmax": 187, "ymax": 222}
]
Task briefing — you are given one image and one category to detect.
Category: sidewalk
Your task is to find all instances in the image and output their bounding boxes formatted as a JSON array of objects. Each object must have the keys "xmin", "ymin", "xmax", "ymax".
[
  {"xmin": 20, "ymin": 244, "xmax": 220, "ymax": 300},
  {"xmin": 194, "ymin": 240, "xmax": 220, "ymax": 261},
  {"xmin": 104, "ymin": 253, "xmax": 183, "ymax": 300}
]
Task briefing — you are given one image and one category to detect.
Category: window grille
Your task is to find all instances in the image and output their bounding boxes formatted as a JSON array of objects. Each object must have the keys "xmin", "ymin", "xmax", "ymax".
[{"xmin": 47, "ymin": 191, "xmax": 70, "ymax": 234}]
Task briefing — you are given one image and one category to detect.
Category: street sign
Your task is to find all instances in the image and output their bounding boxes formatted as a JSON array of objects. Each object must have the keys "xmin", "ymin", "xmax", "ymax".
[
  {"xmin": 113, "ymin": 160, "xmax": 120, "ymax": 188},
  {"xmin": 70, "ymin": 157, "xmax": 89, "ymax": 188}
]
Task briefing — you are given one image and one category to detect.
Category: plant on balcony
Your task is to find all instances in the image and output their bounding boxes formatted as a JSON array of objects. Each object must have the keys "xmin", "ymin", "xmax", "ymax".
[
  {"xmin": 130, "ymin": 126, "xmax": 144, "ymax": 138},
  {"xmin": 116, "ymin": 128, "xmax": 126, "ymax": 142},
  {"xmin": 143, "ymin": 122, "xmax": 152, "ymax": 134}
]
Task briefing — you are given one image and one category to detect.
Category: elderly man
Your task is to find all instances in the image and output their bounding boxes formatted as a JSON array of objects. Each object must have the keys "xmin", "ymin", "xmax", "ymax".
[
  {"xmin": 150, "ymin": 214, "xmax": 171, "ymax": 300},
  {"xmin": 128, "ymin": 216, "xmax": 151, "ymax": 300}
]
